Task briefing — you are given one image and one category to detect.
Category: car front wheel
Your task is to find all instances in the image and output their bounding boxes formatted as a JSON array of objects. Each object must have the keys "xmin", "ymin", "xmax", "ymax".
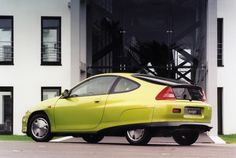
[
  {"xmin": 28, "ymin": 113, "xmax": 53, "ymax": 142},
  {"xmin": 173, "ymin": 131, "xmax": 199, "ymax": 146},
  {"xmin": 126, "ymin": 128, "xmax": 152, "ymax": 145},
  {"xmin": 82, "ymin": 134, "xmax": 104, "ymax": 143}
]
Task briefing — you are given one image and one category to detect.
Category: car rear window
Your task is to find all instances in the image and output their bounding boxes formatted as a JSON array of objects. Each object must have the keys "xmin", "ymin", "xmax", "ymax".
[
  {"xmin": 113, "ymin": 78, "xmax": 139, "ymax": 93},
  {"xmin": 172, "ymin": 87, "xmax": 204, "ymax": 101}
]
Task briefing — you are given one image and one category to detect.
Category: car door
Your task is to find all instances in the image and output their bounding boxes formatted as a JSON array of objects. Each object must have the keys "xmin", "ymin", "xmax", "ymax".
[
  {"xmin": 54, "ymin": 76, "xmax": 117, "ymax": 131},
  {"xmin": 102, "ymin": 77, "xmax": 154, "ymax": 125}
]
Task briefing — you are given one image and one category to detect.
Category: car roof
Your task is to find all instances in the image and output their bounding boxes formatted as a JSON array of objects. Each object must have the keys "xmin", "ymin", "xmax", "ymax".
[
  {"xmin": 93, "ymin": 73, "xmax": 133, "ymax": 78},
  {"xmin": 94, "ymin": 73, "xmax": 191, "ymax": 87},
  {"xmin": 132, "ymin": 74, "xmax": 191, "ymax": 86}
]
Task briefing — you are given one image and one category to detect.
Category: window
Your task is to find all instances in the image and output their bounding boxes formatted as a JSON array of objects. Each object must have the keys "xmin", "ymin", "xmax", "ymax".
[
  {"xmin": 0, "ymin": 87, "xmax": 13, "ymax": 134},
  {"xmin": 0, "ymin": 16, "xmax": 13, "ymax": 65},
  {"xmin": 41, "ymin": 87, "xmax": 61, "ymax": 101},
  {"xmin": 113, "ymin": 78, "xmax": 139, "ymax": 93},
  {"xmin": 217, "ymin": 18, "xmax": 223, "ymax": 67},
  {"xmin": 70, "ymin": 76, "xmax": 117, "ymax": 97},
  {"xmin": 217, "ymin": 87, "xmax": 223, "ymax": 135},
  {"xmin": 41, "ymin": 17, "xmax": 61, "ymax": 65}
]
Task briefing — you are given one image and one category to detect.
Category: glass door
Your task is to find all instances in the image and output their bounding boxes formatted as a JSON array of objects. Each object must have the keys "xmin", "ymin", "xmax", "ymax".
[{"xmin": 87, "ymin": 0, "xmax": 207, "ymax": 87}]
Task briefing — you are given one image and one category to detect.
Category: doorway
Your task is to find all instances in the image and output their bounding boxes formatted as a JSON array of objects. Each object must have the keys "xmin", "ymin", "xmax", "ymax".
[{"xmin": 0, "ymin": 87, "xmax": 13, "ymax": 134}]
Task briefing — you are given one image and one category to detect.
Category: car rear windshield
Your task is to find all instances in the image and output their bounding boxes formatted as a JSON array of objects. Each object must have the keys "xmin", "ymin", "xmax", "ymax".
[
  {"xmin": 172, "ymin": 87, "xmax": 203, "ymax": 101},
  {"xmin": 133, "ymin": 74, "xmax": 189, "ymax": 86}
]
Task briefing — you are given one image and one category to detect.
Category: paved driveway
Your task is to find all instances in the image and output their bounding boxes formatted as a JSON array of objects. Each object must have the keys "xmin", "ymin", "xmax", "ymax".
[{"xmin": 0, "ymin": 136, "xmax": 235, "ymax": 158}]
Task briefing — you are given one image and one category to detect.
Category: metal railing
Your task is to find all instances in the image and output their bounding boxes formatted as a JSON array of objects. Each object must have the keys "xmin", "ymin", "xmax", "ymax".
[
  {"xmin": 41, "ymin": 42, "xmax": 61, "ymax": 63},
  {"xmin": 0, "ymin": 41, "xmax": 13, "ymax": 63}
]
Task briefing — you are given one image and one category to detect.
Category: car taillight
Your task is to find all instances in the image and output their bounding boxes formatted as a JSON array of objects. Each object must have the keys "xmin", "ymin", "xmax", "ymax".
[
  {"xmin": 156, "ymin": 86, "xmax": 176, "ymax": 100},
  {"xmin": 200, "ymin": 89, "xmax": 206, "ymax": 102}
]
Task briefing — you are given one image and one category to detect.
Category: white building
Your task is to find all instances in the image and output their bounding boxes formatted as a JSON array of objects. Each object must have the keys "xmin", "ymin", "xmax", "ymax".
[
  {"xmin": 0, "ymin": 0, "xmax": 84, "ymax": 135},
  {"xmin": 0, "ymin": 0, "xmax": 232, "ymax": 135},
  {"xmin": 217, "ymin": 0, "xmax": 236, "ymax": 134}
]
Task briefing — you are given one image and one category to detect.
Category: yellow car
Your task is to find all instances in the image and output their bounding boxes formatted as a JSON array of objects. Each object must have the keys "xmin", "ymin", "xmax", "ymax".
[{"xmin": 22, "ymin": 73, "xmax": 212, "ymax": 145}]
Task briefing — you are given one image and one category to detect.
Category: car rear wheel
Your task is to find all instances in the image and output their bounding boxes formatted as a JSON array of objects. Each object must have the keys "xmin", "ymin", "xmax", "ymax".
[
  {"xmin": 82, "ymin": 134, "xmax": 104, "ymax": 143},
  {"xmin": 173, "ymin": 131, "xmax": 199, "ymax": 146},
  {"xmin": 126, "ymin": 128, "xmax": 152, "ymax": 145},
  {"xmin": 28, "ymin": 113, "xmax": 53, "ymax": 142}
]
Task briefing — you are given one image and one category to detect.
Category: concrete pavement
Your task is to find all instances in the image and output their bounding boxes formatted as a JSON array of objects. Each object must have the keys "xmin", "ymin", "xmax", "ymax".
[{"xmin": 0, "ymin": 135, "xmax": 235, "ymax": 158}]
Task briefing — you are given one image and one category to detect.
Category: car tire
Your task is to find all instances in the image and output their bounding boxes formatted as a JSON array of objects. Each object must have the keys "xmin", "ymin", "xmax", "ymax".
[
  {"xmin": 28, "ymin": 113, "xmax": 53, "ymax": 142},
  {"xmin": 82, "ymin": 134, "xmax": 104, "ymax": 143},
  {"xmin": 126, "ymin": 128, "xmax": 152, "ymax": 145},
  {"xmin": 173, "ymin": 131, "xmax": 199, "ymax": 146}
]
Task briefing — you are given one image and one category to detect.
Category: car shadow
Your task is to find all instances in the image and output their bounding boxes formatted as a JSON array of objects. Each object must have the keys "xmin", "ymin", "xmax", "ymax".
[{"xmin": 51, "ymin": 141, "xmax": 187, "ymax": 147}]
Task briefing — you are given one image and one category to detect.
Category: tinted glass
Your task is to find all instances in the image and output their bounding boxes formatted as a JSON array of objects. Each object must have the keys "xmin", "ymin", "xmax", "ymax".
[
  {"xmin": 172, "ymin": 87, "xmax": 203, "ymax": 101},
  {"xmin": 87, "ymin": 0, "xmax": 207, "ymax": 89},
  {"xmin": 43, "ymin": 19, "xmax": 60, "ymax": 28},
  {"xmin": 113, "ymin": 78, "xmax": 139, "ymax": 93},
  {"xmin": 70, "ymin": 76, "xmax": 117, "ymax": 97}
]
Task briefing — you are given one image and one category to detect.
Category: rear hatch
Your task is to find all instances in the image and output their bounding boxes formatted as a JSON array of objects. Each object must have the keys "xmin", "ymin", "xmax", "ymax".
[
  {"xmin": 172, "ymin": 86, "xmax": 206, "ymax": 102},
  {"xmin": 153, "ymin": 85, "xmax": 211, "ymax": 123},
  {"xmin": 133, "ymin": 74, "xmax": 211, "ymax": 123}
]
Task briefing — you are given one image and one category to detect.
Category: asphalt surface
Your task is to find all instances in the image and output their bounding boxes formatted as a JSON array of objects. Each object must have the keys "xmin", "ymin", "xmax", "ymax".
[{"xmin": 0, "ymin": 136, "xmax": 235, "ymax": 158}]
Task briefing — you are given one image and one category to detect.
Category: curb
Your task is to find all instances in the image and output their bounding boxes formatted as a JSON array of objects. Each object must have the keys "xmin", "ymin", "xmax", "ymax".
[
  {"xmin": 209, "ymin": 135, "xmax": 226, "ymax": 144},
  {"xmin": 50, "ymin": 136, "xmax": 73, "ymax": 142}
]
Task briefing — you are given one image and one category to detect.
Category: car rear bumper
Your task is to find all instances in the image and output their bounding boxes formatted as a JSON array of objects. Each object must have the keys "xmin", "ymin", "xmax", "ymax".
[
  {"xmin": 146, "ymin": 122, "xmax": 212, "ymax": 137},
  {"xmin": 149, "ymin": 122, "xmax": 212, "ymax": 130},
  {"xmin": 97, "ymin": 122, "xmax": 212, "ymax": 137}
]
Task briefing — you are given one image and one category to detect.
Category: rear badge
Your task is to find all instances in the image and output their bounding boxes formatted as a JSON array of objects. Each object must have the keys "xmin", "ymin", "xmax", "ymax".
[{"xmin": 185, "ymin": 107, "xmax": 202, "ymax": 115}]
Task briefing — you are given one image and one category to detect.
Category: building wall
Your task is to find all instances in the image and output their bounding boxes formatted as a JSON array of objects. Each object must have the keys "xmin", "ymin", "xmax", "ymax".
[
  {"xmin": 217, "ymin": 0, "xmax": 236, "ymax": 134},
  {"xmin": 0, "ymin": 0, "xmax": 72, "ymax": 134},
  {"xmin": 207, "ymin": 0, "xmax": 218, "ymax": 135}
]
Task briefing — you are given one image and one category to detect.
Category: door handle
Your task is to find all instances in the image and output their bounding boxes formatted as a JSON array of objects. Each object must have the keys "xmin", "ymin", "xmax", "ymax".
[{"xmin": 94, "ymin": 100, "xmax": 100, "ymax": 103}]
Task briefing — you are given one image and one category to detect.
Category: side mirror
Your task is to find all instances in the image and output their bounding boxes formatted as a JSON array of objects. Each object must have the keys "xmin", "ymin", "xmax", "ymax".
[{"xmin": 62, "ymin": 89, "xmax": 70, "ymax": 98}]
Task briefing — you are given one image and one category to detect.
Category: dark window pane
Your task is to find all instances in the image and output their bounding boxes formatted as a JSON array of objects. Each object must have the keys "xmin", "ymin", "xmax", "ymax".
[
  {"xmin": 217, "ymin": 18, "xmax": 223, "ymax": 67},
  {"xmin": 0, "ymin": 16, "xmax": 13, "ymax": 65},
  {"xmin": 41, "ymin": 17, "xmax": 61, "ymax": 65},
  {"xmin": 217, "ymin": 87, "xmax": 223, "ymax": 134},
  {"xmin": 42, "ymin": 19, "xmax": 60, "ymax": 28},
  {"xmin": 87, "ymin": 0, "xmax": 207, "ymax": 88}
]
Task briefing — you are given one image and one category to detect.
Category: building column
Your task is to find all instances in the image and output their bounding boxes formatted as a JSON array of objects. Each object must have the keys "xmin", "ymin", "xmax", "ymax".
[
  {"xmin": 71, "ymin": 0, "xmax": 81, "ymax": 86},
  {"xmin": 207, "ymin": 0, "xmax": 218, "ymax": 135}
]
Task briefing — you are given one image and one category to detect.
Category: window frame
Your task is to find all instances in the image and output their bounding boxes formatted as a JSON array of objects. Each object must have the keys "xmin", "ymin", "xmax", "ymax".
[
  {"xmin": 41, "ymin": 16, "xmax": 61, "ymax": 66},
  {"xmin": 69, "ymin": 76, "xmax": 118, "ymax": 97},
  {"xmin": 0, "ymin": 16, "xmax": 14, "ymax": 65},
  {"xmin": 0, "ymin": 86, "xmax": 13, "ymax": 134},
  {"xmin": 41, "ymin": 86, "xmax": 61, "ymax": 101}
]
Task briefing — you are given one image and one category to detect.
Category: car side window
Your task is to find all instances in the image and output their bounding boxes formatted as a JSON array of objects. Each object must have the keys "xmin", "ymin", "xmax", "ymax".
[
  {"xmin": 70, "ymin": 76, "xmax": 117, "ymax": 97},
  {"xmin": 113, "ymin": 78, "xmax": 139, "ymax": 93}
]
